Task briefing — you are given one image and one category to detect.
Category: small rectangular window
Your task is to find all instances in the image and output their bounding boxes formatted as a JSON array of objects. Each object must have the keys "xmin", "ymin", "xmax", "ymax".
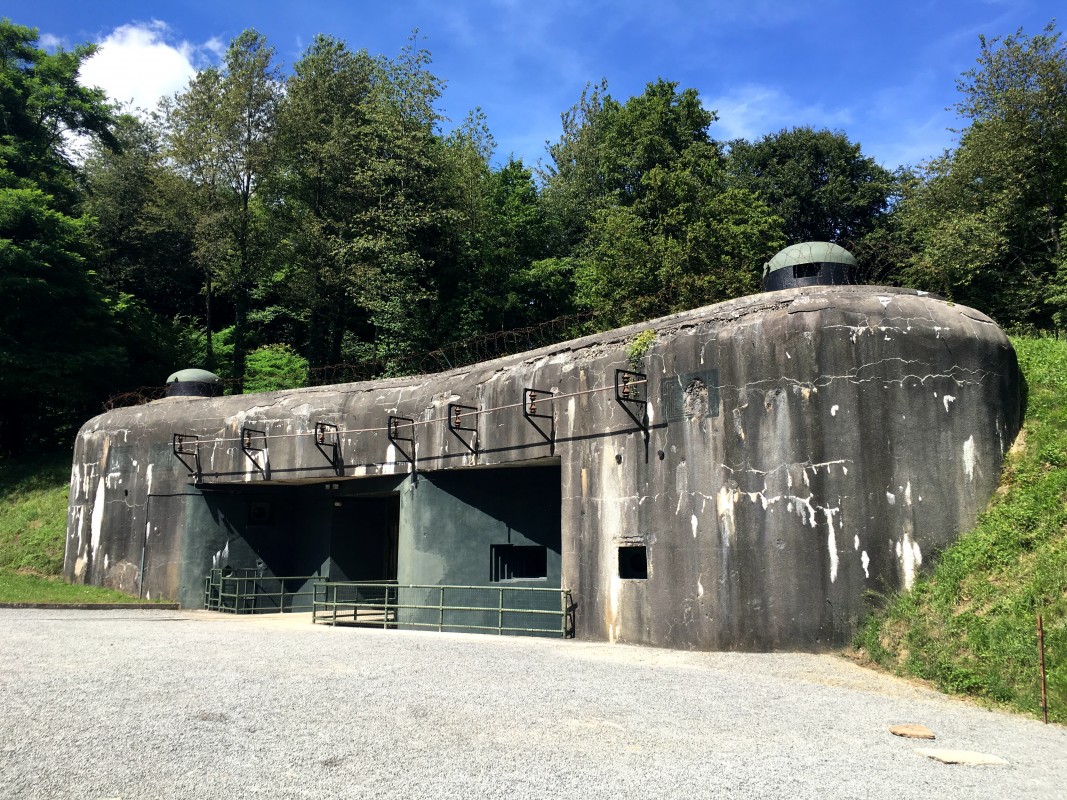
[
  {"xmin": 793, "ymin": 263, "xmax": 820, "ymax": 279},
  {"xmin": 618, "ymin": 546, "xmax": 648, "ymax": 579},
  {"xmin": 491, "ymin": 544, "xmax": 547, "ymax": 582}
]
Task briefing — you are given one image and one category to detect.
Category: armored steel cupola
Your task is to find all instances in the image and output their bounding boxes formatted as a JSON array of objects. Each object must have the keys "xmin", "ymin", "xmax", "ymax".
[
  {"xmin": 164, "ymin": 368, "xmax": 223, "ymax": 398},
  {"xmin": 762, "ymin": 241, "xmax": 859, "ymax": 292}
]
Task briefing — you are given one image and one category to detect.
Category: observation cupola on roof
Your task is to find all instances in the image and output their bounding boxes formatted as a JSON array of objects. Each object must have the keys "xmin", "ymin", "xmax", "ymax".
[
  {"xmin": 762, "ymin": 241, "xmax": 859, "ymax": 292},
  {"xmin": 164, "ymin": 368, "xmax": 223, "ymax": 398}
]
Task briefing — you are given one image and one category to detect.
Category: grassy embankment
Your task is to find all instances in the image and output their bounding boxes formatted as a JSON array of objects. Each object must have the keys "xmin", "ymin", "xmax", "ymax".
[
  {"xmin": 856, "ymin": 336, "xmax": 1067, "ymax": 724},
  {"xmin": 0, "ymin": 451, "xmax": 144, "ymax": 603}
]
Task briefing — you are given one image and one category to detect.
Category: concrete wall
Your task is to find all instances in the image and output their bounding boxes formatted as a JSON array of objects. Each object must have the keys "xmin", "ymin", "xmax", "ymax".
[{"xmin": 66, "ymin": 285, "xmax": 1021, "ymax": 650}]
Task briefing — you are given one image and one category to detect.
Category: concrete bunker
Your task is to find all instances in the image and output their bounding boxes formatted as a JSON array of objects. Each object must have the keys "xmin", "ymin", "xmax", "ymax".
[{"xmin": 67, "ymin": 273, "xmax": 1021, "ymax": 651}]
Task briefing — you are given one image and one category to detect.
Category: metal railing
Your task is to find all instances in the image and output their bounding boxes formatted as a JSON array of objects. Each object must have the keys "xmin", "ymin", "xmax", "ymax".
[
  {"xmin": 203, "ymin": 568, "xmax": 318, "ymax": 614},
  {"xmin": 313, "ymin": 582, "xmax": 573, "ymax": 638}
]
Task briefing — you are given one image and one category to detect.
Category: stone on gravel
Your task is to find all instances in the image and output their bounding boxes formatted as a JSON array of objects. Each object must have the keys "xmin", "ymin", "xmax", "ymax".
[
  {"xmin": 915, "ymin": 749, "xmax": 1009, "ymax": 766},
  {"xmin": 890, "ymin": 723, "xmax": 936, "ymax": 739}
]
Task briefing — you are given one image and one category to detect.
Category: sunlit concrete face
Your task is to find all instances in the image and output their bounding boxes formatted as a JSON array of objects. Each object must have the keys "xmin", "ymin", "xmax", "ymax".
[{"xmin": 66, "ymin": 285, "xmax": 1021, "ymax": 651}]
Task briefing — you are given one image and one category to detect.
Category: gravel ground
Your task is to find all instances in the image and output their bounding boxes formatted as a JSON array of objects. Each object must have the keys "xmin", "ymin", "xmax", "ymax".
[{"xmin": 0, "ymin": 609, "xmax": 1063, "ymax": 800}]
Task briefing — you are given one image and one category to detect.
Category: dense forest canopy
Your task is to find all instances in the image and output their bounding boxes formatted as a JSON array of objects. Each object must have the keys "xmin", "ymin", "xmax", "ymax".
[{"xmin": 1, "ymin": 17, "xmax": 1065, "ymax": 454}]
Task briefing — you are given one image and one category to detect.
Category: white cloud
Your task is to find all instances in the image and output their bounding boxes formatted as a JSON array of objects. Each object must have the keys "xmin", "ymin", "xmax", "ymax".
[
  {"xmin": 39, "ymin": 33, "xmax": 63, "ymax": 50},
  {"xmin": 703, "ymin": 84, "xmax": 855, "ymax": 143},
  {"xmin": 704, "ymin": 82, "xmax": 961, "ymax": 170},
  {"xmin": 78, "ymin": 21, "xmax": 214, "ymax": 113}
]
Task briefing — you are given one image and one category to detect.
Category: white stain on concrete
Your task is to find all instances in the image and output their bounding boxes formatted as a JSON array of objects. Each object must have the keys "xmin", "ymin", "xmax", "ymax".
[
  {"xmin": 904, "ymin": 481, "xmax": 912, "ymax": 505},
  {"xmin": 674, "ymin": 461, "xmax": 690, "ymax": 514},
  {"xmin": 861, "ymin": 550, "xmax": 870, "ymax": 578},
  {"xmin": 691, "ymin": 514, "xmax": 698, "ymax": 538},
  {"xmin": 886, "ymin": 491, "xmax": 896, "ymax": 505},
  {"xmin": 943, "ymin": 395, "xmax": 956, "ymax": 413},
  {"xmin": 895, "ymin": 532, "xmax": 923, "ymax": 590},
  {"xmin": 853, "ymin": 535, "xmax": 860, "ymax": 550},
  {"xmin": 697, "ymin": 576, "xmax": 704, "ymax": 597},
  {"xmin": 831, "ymin": 405, "xmax": 839, "ymax": 417},
  {"xmin": 824, "ymin": 507, "xmax": 840, "ymax": 582},
  {"xmin": 90, "ymin": 477, "xmax": 105, "ymax": 560},
  {"xmin": 608, "ymin": 574, "xmax": 621, "ymax": 644},
  {"xmin": 716, "ymin": 487, "xmax": 736, "ymax": 545},
  {"xmin": 212, "ymin": 541, "xmax": 231, "ymax": 569},
  {"xmin": 963, "ymin": 435, "xmax": 976, "ymax": 481}
]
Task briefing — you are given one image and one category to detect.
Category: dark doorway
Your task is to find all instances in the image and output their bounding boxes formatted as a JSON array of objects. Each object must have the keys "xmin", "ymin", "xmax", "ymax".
[{"xmin": 329, "ymin": 494, "xmax": 400, "ymax": 581}]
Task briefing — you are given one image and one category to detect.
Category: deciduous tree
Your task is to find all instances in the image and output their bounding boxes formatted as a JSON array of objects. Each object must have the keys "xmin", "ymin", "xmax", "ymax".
[{"xmin": 896, "ymin": 22, "xmax": 1067, "ymax": 328}]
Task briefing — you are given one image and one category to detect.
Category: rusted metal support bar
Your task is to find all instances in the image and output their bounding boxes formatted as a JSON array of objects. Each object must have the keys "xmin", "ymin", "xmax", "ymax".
[
  {"xmin": 313, "ymin": 421, "xmax": 342, "ymax": 475},
  {"xmin": 615, "ymin": 369, "xmax": 650, "ymax": 459},
  {"xmin": 387, "ymin": 415, "xmax": 416, "ymax": 471},
  {"xmin": 240, "ymin": 427, "xmax": 268, "ymax": 477},
  {"xmin": 447, "ymin": 403, "xmax": 478, "ymax": 454},
  {"xmin": 171, "ymin": 433, "xmax": 202, "ymax": 480},
  {"xmin": 522, "ymin": 387, "xmax": 555, "ymax": 453}
]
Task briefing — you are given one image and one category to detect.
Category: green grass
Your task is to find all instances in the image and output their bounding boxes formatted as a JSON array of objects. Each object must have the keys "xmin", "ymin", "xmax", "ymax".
[
  {"xmin": 0, "ymin": 449, "xmax": 155, "ymax": 604},
  {"xmin": 0, "ymin": 571, "xmax": 151, "ymax": 603},
  {"xmin": 855, "ymin": 336, "xmax": 1067, "ymax": 723},
  {"xmin": 0, "ymin": 451, "xmax": 70, "ymax": 574}
]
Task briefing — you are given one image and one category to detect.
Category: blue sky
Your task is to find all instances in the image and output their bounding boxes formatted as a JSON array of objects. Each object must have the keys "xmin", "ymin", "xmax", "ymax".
[{"xmin": 25, "ymin": 0, "xmax": 1060, "ymax": 171}]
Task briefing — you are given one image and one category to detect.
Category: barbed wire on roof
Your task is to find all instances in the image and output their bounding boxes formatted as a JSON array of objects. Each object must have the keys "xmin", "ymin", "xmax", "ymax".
[{"xmin": 102, "ymin": 311, "xmax": 602, "ymax": 412}]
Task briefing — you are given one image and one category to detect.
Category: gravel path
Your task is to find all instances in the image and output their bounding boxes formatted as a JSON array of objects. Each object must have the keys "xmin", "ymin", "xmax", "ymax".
[{"xmin": 0, "ymin": 609, "xmax": 1063, "ymax": 799}]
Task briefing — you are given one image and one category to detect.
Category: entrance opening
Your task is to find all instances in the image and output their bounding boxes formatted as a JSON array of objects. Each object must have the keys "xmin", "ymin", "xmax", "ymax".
[{"xmin": 329, "ymin": 494, "xmax": 400, "ymax": 581}]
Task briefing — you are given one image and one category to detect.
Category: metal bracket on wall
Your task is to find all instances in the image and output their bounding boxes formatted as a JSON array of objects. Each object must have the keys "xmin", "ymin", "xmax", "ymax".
[
  {"xmin": 387, "ymin": 415, "xmax": 416, "ymax": 471},
  {"xmin": 615, "ymin": 369, "xmax": 650, "ymax": 457},
  {"xmin": 172, "ymin": 433, "xmax": 202, "ymax": 480},
  {"xmin": 447, "ymin": 403, "xmax": 478, "ymax": 454},
  {"xmin": 522, "ymin": 387, "xmax": 555, "ymax": 454},
  {"xmin": 314, "ymin": 421, "xmax": 343, "ymax": 475},
  {"xmin": 241, "ymin": 427, "xmax": 269, "ymax": 478}
]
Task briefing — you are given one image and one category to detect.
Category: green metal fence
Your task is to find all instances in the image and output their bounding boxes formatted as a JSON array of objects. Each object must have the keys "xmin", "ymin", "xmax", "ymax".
[
  {"xmin": 313, "ymin": 581, "xmax": 573, "ymax": 638},
  {"xmin": 203, "ymin": 568, "xmax": 318, "ymax": 614}
]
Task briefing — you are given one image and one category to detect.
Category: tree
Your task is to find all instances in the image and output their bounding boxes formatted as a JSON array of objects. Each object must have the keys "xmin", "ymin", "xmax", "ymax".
[
  {"xmin": 726, "ymin": 127, "xmax": 897, "ymax": 245},
  {"xmin": 80, "ymin": 113, "xmax": 200, "ymax": 319},
  {"xmin": 541, "ymin": 79, "xmax": 785, "ymax": 327},
  {"xmin": 270, "ymin": 34, "xmax": 448, "ymax": 366},
  {"xmin": 0, "ymin": 20, "xmax": 124, "ymax": 453},
  {"xmin": 162, "ymin": 29, "xmax": 281, "ymax": 380},
  {"xmin": 431, "ymin": 110, "xmax": 559, "ymax": 336},
  {"xmin": 895, "ymin": 22, "xmax": 1067, "ymax": 328}
]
